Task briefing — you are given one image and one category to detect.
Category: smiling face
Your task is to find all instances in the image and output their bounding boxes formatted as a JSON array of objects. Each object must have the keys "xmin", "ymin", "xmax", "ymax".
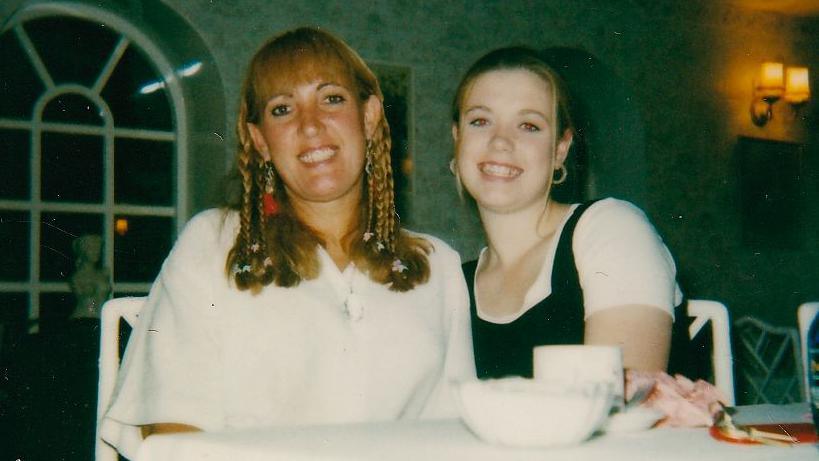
[
  {"xmin": 453, "ymin": 69, "xmax": 572, "ymax": 214},
  {"xmin": 248, "ymin": 64, "xmax": 379, "ymax": 207}
]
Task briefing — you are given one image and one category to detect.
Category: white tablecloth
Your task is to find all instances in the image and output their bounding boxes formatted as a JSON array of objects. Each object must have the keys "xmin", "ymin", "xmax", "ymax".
[{"xmin": 135, "ymin": 404, "xmax": 818, "ymax": 461}]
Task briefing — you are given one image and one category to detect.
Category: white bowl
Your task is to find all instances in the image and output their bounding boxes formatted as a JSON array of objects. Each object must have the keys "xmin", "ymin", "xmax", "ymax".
[{"xmin": 455, "ymin": 377, "xmax": 614, "ymax": 447}]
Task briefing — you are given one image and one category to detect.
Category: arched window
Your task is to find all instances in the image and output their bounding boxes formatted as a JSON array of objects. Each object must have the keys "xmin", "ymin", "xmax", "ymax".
[{"xmin": 0, "ymin": 5, "xmax": 187, "ymax": 334}]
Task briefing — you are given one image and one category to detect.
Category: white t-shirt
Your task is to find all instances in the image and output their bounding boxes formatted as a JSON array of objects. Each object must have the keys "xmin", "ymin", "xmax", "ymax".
[
  {"xmin": 101, "ymin": 209, "xmax": 475, "ymax": 459},
  {"xmin": 478, "ymin": 198, "xmax": 682, "ymax": 324}
]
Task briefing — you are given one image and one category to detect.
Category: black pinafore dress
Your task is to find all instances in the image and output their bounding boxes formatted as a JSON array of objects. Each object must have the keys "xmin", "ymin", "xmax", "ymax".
[{"xmin": 463, "ymin": 201, "xmax": 599, "ymax": 379}]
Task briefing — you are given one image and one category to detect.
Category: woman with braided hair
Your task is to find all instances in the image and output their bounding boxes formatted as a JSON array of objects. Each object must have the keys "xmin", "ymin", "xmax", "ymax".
[{"xmin": 101, "ymin": 27, "xmax": 473, "ymax": 459}]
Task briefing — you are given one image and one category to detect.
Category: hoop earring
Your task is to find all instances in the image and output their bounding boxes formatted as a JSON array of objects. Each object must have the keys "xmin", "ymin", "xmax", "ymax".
[
  {"xmin": 552, "ymin": 164, "xmax": 567, "ymax": 185},
  {"xmin": 262, "ymin": 161, "xmax": 279, "ymax": 216},
  {"xmin": 449, "ymin": 158, "xmax": 457, "ymax": 175}
]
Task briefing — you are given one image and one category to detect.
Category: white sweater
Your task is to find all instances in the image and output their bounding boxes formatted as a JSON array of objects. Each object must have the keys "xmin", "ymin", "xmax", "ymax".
[{"xmin": 102, "ymin": 209, "xmax": 475, "ymax": 459}]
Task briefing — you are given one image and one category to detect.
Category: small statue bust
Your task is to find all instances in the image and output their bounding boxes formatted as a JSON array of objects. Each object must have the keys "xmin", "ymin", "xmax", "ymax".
[{"xmin": 68, "ymin": 234, "xmax": 111, "ymax": 319}]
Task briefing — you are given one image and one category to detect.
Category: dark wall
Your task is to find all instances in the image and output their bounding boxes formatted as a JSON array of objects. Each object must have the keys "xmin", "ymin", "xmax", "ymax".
[{"xmin": 3, "ymin": 0, "xmax": 817, "ymax": 326}]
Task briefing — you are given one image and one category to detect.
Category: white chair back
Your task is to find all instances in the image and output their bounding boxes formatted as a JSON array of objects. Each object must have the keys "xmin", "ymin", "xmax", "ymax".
[
  {"xmin": 798, "ymin": 302, "xmax": 819, "ymax": 402},
  {"xmin": 96, "ymin": 296, "xmax": 146, "ymax": 461},
  {"xmin": 687, "ymin": 299, "xmax": 735, "ymax": 405}
]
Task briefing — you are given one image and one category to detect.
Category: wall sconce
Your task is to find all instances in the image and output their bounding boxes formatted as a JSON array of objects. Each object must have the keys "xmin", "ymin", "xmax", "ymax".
[{"xmin": 751, "ymin": 62, "xmax": 811, "ymax": 126}]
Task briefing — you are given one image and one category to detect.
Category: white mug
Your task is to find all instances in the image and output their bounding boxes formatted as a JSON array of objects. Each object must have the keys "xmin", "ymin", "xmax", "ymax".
[{"xmin": 533, "ymin": 345, "xmax": 624, "ymax": 410}]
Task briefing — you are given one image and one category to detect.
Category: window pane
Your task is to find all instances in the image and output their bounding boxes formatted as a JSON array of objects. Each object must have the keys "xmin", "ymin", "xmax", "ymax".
[
  {"xmin": 114, "ymin": 215, "xmax": 172, "ymax": 282},
  {"xmin": 23, "ymin": 16, "xmax": 118, "ymax": 87},
  {"xmin": 102, "ymin": 46, "xmax": 172, "ymax": 130},
  {"xmin": 0, "ymin": 129, "xmax": 30, "ymax": 200},
  {"xmin": 0, "ymin": 292, "xmax": 29, "ymax": 360},
  {"xmin": 0, "ymin": 211, "xmax": 30, "ymax": 281},
  {"xmin": 40, "ymin": 212, "xmax": 103, "ymax": 282},
  {"xmin": 38, "ymin": 291, "xmax": 74, "ymax": 334},
  {"xmin": 43, "ymin": 93, "xmax": 103, "ymax": 126},
  {"xmin": 115, "ymin": 138, "xmax": 173, "ymax": 205},
  {"xmin": 41, "ymin": 132, "xmax": 104, "ymax": 203},
  {"xmin": 0, "ymin": 30, "xmax": 45, "ymax": 119}
]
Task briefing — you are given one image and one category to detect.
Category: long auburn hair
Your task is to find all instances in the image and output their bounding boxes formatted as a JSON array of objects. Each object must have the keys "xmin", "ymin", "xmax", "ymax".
[{"xmin": 226, "ymin": 27, "xmax": 430, "ymax": 293}]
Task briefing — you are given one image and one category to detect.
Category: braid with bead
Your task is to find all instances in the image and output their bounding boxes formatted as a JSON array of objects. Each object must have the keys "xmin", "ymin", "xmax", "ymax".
[{"xmin": 353, "ymin": 113, "xmax": 431, "ymax": 292}]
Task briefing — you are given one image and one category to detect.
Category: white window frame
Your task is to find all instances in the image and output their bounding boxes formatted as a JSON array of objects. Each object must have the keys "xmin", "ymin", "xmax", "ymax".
[{"xmin": 0, "ymin": 2, "xmax": 189, "ymax": 326}]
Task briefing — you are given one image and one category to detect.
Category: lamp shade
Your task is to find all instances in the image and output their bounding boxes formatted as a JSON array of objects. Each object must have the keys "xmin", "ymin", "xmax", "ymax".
[
  {"xmin": 756, "ymin": 62, "xmax": 784, "ymax": 99},
  {"xmin": 785, "ymin": 67, "xmax": 810, "ymax": 103}
]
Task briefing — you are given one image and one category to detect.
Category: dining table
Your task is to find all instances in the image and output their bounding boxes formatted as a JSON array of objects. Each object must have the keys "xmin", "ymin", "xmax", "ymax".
[{"xmin": 134, "ymin": 403, "xmax": 817, "ymax": 461}]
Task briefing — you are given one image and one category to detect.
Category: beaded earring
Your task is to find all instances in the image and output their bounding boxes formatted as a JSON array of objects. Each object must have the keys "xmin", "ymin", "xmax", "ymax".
[
  {"xmin": 263, "ymin": 161, "xmax": 279, "ymax": 217},
  {"xmin": 364, "ymin": 140, "xmax": 376, "ymax": 244}
]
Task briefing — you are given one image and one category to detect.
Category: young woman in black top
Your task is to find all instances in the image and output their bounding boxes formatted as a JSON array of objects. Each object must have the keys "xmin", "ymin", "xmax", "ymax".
[{"xmin": 450, "ymin": 47, "xmax": 681, "ymax": 378}]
